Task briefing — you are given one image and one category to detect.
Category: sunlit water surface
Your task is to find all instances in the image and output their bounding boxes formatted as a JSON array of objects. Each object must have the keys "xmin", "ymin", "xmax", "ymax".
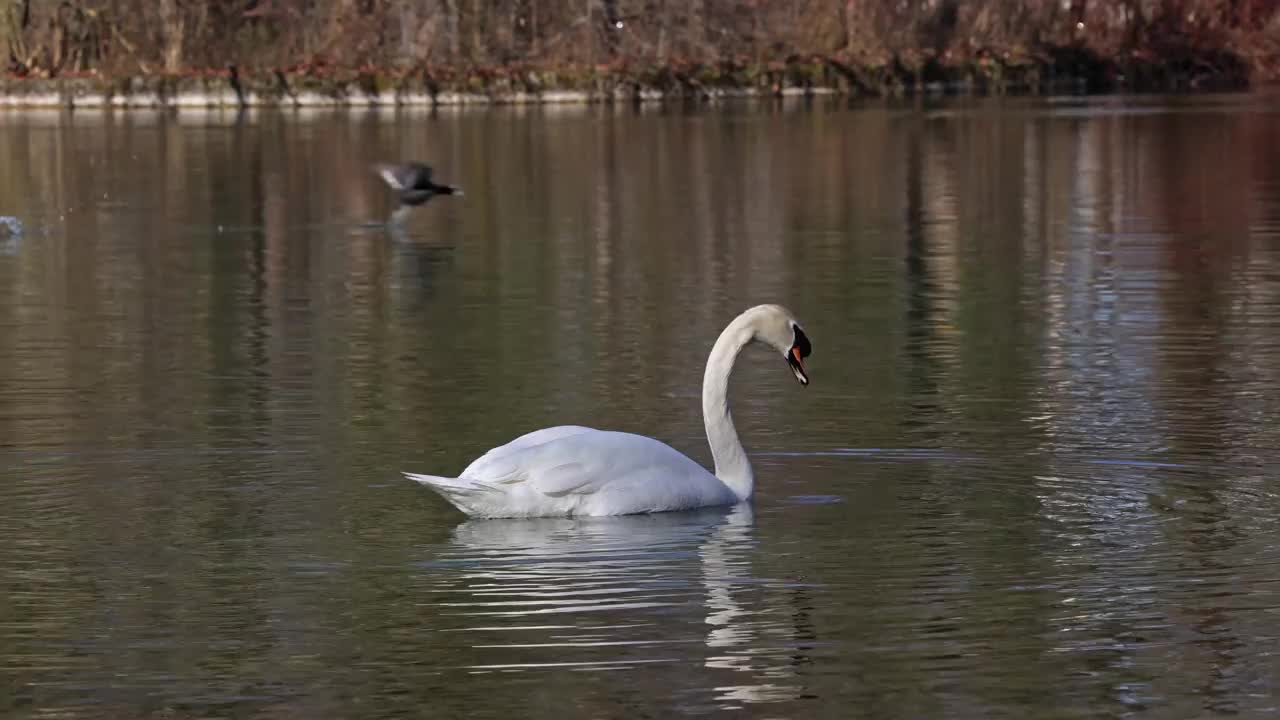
[{"xmin": 2, "ymin": 93, "xmax": 1280, "ymax": 718}]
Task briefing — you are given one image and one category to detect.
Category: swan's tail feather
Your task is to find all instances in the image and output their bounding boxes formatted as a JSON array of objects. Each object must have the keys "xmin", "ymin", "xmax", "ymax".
[
  {"xmin": 404, "ymin": 472, "xmax": 502, "ymax": 493},
  {"xmin": 403, "ymin": 472, "xmax": 498, "ymax": 515}
]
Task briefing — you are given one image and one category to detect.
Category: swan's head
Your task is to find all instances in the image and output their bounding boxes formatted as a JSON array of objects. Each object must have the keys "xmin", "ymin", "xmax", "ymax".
[{"xmin": 746, "ymin": 304, "xmax": 812, "ymax": 386}]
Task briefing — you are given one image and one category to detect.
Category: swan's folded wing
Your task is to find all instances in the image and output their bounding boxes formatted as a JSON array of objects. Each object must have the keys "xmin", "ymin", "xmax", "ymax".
[
  {"xmin": 461, "ymin": 425, "xmax": 597, "ymax": 480},
  {"xmin": 530, "ymin": 462, "xmax": 610, "ymax": 498}
]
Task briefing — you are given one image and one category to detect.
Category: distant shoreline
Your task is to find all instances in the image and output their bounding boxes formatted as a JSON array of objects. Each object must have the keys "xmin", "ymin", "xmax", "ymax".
[
  {"xmin": 3, "ymin": 1, "xmax": 1274, "ymax": 111},
  {"xmin": 0, "ymin": 55, "xmax": 1262, "ymax": 110}
]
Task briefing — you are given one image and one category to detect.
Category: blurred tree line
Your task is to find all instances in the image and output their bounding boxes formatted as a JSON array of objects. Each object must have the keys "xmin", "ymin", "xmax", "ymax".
[{"xmin": 2, "ymin": 0, "xmax": 1277, "ymax": 85}]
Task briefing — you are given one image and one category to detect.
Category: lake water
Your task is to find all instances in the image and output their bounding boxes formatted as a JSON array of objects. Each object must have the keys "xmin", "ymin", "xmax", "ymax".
[{"xmin": 1, "ymin": 93, "xmax": 1279, "ymax": 718}]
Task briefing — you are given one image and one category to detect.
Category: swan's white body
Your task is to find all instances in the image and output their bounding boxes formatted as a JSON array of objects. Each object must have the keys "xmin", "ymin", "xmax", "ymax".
[
  {"xmin": 407, "ymin": 425, "xmax": 739, "ymax": 518},
  {"xmin": 405, "ymin": 304, "xmax": 811, "ymax": 518}
]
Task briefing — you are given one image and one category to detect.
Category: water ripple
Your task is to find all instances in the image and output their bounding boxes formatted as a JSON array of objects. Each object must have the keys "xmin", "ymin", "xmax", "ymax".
[{"xmin": 409, "ymin": 505, "xmax": 822, "ymax": 707}]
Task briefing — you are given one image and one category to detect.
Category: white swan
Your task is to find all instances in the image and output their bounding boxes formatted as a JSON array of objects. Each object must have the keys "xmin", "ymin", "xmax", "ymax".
[{"xmin": 404, "ymin": 304, "xmax": 812, "ymax": 518}]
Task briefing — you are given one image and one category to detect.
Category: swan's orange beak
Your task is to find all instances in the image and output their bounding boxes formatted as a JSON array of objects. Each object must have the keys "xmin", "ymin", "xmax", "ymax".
[
  {"xmin": 786, "ymin": 325, "xmax": 811, "ymax": 386},
  {"xmin": 786, "ymin": 345, "xmax": 809, "ymax": 386}
]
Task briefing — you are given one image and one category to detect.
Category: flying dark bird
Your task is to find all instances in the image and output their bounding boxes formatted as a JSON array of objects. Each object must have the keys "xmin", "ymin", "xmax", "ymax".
[{"xmin": 374, "ymin": 162, "xmax": 463, "ymax": 224}]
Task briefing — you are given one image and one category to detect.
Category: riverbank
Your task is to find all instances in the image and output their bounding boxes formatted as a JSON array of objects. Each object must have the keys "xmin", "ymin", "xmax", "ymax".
[{"xmin": 0, "ymin": 49, "xmax": 1266, "ymax": 109}]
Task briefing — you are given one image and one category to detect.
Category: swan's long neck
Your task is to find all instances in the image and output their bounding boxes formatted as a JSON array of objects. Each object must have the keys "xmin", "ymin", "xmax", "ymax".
[{"xmin": 702, "ymin": 314, "xmax": 756, "ymax": 501}]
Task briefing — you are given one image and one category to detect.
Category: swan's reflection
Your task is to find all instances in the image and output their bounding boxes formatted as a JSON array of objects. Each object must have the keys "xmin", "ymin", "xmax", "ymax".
[
  {"xmin": 430, "ymin": 503, "xmax": 814, "ymax": 707},
  {"xmin": 699, "ymin": 505, "xmax": 814, "ymax": 705}
]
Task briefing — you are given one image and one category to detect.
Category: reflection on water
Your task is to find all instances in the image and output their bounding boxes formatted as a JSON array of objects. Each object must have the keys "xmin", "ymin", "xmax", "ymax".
[
  {"xmin": 429, "ymin": 504, "xmax": 817, "ymax": 709},
  {"xmin": 1, "ymin": 95, "xmax": 1280, "ymax": 717}
]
